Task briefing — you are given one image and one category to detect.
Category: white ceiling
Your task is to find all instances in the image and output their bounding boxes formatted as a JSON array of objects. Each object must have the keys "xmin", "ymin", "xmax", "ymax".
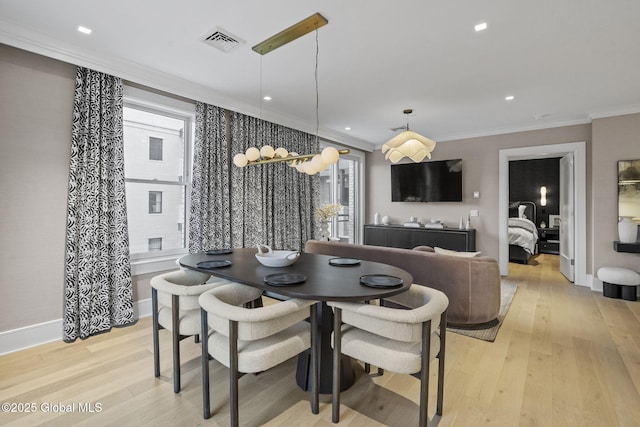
[{"xmin": 2, "ymin": 0, "xmax": 640, "ymax": 150}]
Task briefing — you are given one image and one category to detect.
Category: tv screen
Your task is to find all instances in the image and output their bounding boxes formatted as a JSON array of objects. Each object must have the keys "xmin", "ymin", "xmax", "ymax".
[{"xmin": 391, "ymin": 159, "xmax": 463, "ymax": 202}]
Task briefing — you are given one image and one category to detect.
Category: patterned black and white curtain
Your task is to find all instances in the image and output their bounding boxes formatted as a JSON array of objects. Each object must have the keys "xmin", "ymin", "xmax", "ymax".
[
  {"xmin": 229, "ymin": 112, "xmax": 319, "ymax": 250},
  {"xmin": 189, "ymin": 102, "xmax": 231, "ymax": 252},
  {"xmin": 63, "ymin": 67, "xmax": 134, "ymax": 342}
]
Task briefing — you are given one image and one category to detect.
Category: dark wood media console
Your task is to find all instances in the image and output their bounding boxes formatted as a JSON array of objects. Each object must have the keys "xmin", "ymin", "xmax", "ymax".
[{"xmin": 364, "ymin": 224, "xmax": 476, "ymax": 252}]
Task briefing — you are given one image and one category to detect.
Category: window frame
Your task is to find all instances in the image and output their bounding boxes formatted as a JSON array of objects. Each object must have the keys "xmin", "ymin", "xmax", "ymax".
[
  {"xmin": 123, "ymin": 86, "xmax": 195, "ymax": 271},
  {"xmin": 319, "ymin": 140, "xmax": 366, "ymax": 244}
]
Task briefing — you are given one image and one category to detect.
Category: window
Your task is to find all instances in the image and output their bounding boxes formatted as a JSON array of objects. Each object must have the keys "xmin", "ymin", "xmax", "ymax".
[
  {"xmin": 148, "ymin": 191, "xmax": 163, "ymax": 213},
  {"xmin": 149, "ymin": 137, "xmax": 163, "ymax": 160},
  {"xmin": 124, "ymin": 100, "xmax": 192, "ymax": 257},
  {"xmin": 148, "ymin": 238, "xmax": 163, "ymax": 252},
  {"xmin": 318, "ymin": 144, "xmax": 365, "ymax": 243}
]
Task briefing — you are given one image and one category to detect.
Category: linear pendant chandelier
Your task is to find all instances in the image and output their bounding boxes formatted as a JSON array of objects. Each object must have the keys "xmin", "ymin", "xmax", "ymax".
[{"xmin": 232, "ymin": 12, "xmax": 349, "ymax": 175}]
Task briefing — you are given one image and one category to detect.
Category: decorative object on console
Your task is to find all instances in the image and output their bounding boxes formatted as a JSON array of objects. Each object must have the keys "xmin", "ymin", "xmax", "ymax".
[
  {"xmin": 381, "ymin": 109, "xmax": 436, "ymax": 163},
  {"xmin": 374, "ymin": 212, "xmax": 381, "ymax": 225},
  {"xmin": 316, "ymin": 203, "xmax": 342, "ymax": 240},
  {"xmin": 425, "ymin": 219, "xmax": 445, "ymax": 229},
  {"xmin": 318, "ymin": 221, "xmax": 331, "ymax": 240},
  {"xmin": 618, "ymin": 217, "xmax": 638, "ymax": 243},
  {"xmin": 232, "ymin": 13, "xmax": 349, "ymax": 175},
  {"xmin": 403, "ymin": 222, "xmax": 421, "ymax": 228},
  {"xmin": 381, "ymin": 215, "xmax": 391, "ymax": 225},
  {"xmin": 404, "ymin": 216, "xmax": 422, "ymax": 227}
]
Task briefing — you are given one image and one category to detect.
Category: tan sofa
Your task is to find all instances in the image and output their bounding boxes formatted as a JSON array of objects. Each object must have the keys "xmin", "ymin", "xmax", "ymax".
[{"xmin": 304, "ymin": 240, "xmax": 501, "ymax": 326}]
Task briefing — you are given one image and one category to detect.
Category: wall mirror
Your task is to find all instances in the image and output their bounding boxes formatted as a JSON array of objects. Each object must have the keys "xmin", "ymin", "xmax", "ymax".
[{"xmin": 618, "ymin": 159, "xmax": 640, "ymax": 222}]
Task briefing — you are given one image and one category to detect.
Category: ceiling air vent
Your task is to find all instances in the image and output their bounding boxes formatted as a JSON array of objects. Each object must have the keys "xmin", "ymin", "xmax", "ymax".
[{"xmin": 203, "ymin": 27, "xmax": 244, "ymax": 53}]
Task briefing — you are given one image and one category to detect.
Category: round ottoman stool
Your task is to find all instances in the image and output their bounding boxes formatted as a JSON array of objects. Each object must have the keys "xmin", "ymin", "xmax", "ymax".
[{"xmin": 597, "ymin": 267, "xmax": 640, "ymax": 301}]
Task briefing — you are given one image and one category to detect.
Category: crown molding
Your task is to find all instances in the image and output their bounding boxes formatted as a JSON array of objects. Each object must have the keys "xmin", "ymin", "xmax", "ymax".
[
  {"xmin": 373, "ymin": 116, "xmax": 593, "ymax": 149},
  {"xmin": 588, "ymin": 104, "xmax": 640, "ymax": 120},
  {"xmin": 0, "ymin": 19, "xmax": 374, "ymax": 152}
]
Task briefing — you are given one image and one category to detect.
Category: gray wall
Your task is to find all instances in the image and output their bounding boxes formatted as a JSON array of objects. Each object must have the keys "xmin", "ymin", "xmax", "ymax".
[
  {"xmin": 592, "ymin": 113, "xmax": 640, "ymax": 273},
  {"xmin": 0, "ymin": 44, "xmax": 154, "ymax": 332},
  {"xmin": 367, "ymin": 124, "xmax": 593, "ymax": 261},
  {"xmin": 0, "ymin": 44, "xmax": 74, "ymax": 331}
]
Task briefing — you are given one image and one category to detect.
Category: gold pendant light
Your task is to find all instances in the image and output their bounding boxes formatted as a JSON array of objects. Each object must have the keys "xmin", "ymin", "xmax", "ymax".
[{"xmin": 233, "ymin": 12, "xmax": 349, "ymax": 174}]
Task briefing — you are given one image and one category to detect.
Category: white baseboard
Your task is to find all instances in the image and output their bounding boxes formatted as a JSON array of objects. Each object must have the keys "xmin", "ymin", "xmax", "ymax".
[
  {"xmin": 0, "ymin": 298, "xmax": 152, "ymax": 356},
  {"xmin": 134, "ymin": 297, "xmax": 152, "ymax": 319},
  {"xmin": 589, "ymin": 274, "xmax": 603, "ymax": 292}
]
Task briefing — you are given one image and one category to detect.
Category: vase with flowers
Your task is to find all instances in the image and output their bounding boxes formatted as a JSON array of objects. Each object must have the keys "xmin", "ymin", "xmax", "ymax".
[{"xmin": 316, "ymin": 203, "xmax": 342, "ymax": 241}]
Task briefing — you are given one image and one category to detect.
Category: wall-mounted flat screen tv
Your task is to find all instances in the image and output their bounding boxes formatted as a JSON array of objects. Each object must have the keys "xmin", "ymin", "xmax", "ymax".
[{"xmin": 391, "ymin": 159, "xmax": 463, "ymax": 202}]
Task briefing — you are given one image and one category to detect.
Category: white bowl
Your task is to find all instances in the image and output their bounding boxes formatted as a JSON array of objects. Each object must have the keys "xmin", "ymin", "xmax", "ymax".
[{"xmin": 255, "ymin": 245, "xmax": 300, "ymax": 267}]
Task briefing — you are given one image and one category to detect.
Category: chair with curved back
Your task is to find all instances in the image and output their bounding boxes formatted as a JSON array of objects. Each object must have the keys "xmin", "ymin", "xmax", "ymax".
[
  {"xmin": 328, "ymin": 285, "xmax": 449, "ymax": 426},
  {"xmin": 150, "ymin": 268, "xmax": 232, "ymax": 393},
  {"xmin": 199, "ymin": 282, "xmax": 319, "ymax": 426}
]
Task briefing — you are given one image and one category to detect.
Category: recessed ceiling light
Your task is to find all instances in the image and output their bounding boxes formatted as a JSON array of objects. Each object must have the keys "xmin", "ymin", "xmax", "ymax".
[
  {"xmin": 263, "ymin": 96, "xmax": 272, "ymax": 101},
  {"xmin": 77, "ymin": 25, "xmax": 92, "ymax": 35},
  {"xmin": 345, "ymin": 127, "xmax": 351, "ymax": 131},
  {"xmin": 474, "ymin": 22, "xmax": 488, "ymax": 32},
  {"xmin": 505, "ymin": 95, "xmax": 515, "ymax": 101}
]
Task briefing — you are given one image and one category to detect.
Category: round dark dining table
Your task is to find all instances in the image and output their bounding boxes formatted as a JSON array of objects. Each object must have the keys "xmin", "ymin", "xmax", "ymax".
[{"xmin": 179, "ymin": 247, "xmax": 413, "ymax": 393}]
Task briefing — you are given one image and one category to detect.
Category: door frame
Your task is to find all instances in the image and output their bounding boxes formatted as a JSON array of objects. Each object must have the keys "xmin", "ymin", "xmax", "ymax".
[{"xmin": 498, "ymin": 141, "xmax": 587, "ymax": 286}]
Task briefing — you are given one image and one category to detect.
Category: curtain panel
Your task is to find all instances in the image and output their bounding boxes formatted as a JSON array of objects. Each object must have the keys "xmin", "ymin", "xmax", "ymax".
[
  {"xmin": 189, "ymin": 102, "xmax": 231, "ymax": 252},
  {"xmin": 229, "ymin": 112, "xmax": 319, "ymax": 250},
  {"xmin": 64, "ymin": 67, "xmax": 134, "ymax": 342}
]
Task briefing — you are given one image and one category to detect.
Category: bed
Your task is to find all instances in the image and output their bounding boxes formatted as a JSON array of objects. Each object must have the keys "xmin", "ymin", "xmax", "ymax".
[{"xmin": 508, "ymin": 201, "xmax": 539, "ymax": 264}]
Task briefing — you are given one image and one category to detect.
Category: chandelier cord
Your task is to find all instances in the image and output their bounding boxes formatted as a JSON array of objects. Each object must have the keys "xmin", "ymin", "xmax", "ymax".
[
  {"xmin": 259, "ymin": 55, "xmax": 263, "ymax": 119},
  {"xmin": 315, "ymin": 27, "xmax": 319, "ymax": 145}
]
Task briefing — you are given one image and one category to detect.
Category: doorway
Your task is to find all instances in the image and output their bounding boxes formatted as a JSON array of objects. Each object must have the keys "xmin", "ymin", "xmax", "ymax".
[{"xmin": 498, "ymin": 142, "xmax": 587, "ymax": 286}]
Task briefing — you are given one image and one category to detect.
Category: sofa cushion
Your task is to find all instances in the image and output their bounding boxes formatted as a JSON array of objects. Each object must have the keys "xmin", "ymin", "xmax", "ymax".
[{"xmin": 434, "ymin": 247, "xmax": 481, "ymax": 257}]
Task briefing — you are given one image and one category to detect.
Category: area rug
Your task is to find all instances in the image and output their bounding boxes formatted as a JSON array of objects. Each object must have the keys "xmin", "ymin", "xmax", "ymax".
[{"xmin": 447, "ymin": 281, "xmax": 517, "ymax": 342}]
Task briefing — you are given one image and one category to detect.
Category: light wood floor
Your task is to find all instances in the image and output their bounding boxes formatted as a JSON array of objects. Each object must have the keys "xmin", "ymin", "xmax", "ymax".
[{"xmin": 2, "ymin": 254, "xmax": 640, "ymax": 426}]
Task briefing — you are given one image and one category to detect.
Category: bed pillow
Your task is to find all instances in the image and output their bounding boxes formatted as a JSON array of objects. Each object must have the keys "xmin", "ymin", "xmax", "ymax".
[
  {"xmin": 434, "ymin": 247, "xmax": 481, "ymax": 257},
  {"xmin": 518, "ymin": 204, "xmax": 527, "ymax": 219},
  {"xmin": 509, "ymin": 201, "xmax": 520, "ymax": 218}
]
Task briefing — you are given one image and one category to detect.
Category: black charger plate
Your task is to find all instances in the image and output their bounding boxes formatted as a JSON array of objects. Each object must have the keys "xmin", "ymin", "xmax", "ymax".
[
  {"xmin": 359, "ymin": 274, "xmax": 403, "ymax": 288},
  {"xmin": 197, "ymin": 260, "xmax": 232, "ymax": 269},
  {"xmin": 329, "ymin": 257, "xmax": 361, "ymax": 266},
  {"xmin": 264, "ymin": 273, "xmax": 306, "ymax": 286},
  {"xmin": 206, "ymin": 248, "xmax": 233, "ymax": 255}
]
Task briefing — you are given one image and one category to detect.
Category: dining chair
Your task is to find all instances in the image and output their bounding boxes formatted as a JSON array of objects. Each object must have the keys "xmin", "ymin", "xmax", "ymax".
[
  {"xmin": 150, "ymin": 268, "xmax": 232, "ymax": 393},
  {"xmin": 328, "ymin": 285, "xmax": 449, "ymax": 427},
  {"xmin": 199, "ymin": 282, "xmax": 319, "ymax": 426}
]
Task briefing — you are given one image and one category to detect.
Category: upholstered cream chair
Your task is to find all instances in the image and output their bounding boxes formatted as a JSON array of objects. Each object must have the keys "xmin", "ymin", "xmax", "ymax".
[
  {"xmin": 150, "ymin": 269, "xmax": 231, "ymax": 393},
  {"xmin": 199, "ymin": 283, "xmax": 319, "ymax": 426},
  {"xmin": 328, "ymin": 285, "xmax": 449, "ymax": 426}
]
